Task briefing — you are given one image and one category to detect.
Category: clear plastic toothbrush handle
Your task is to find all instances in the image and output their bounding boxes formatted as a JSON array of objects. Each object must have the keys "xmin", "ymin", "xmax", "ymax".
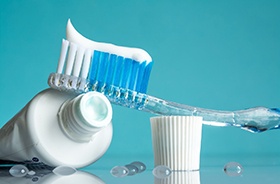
[{"xmin": 143, "ymin": 95, "xmax": 280, "ymax": 133}]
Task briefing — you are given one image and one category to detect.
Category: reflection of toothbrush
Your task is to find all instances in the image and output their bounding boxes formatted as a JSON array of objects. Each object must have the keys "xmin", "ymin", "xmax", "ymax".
[{"xmin": 48, "ymin": 20, "xmax": 280, "ymax": 133}]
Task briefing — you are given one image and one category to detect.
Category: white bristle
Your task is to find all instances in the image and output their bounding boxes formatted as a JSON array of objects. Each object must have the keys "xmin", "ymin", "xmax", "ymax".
[
  {"xmin": 80, "ymin": 49, "xmax": 93, "ymax": 79},
  {"xmin": 65, "ymin": 42, "xmax": 78, "ymax": 75},
  {"xmin": 57, "ymin": 39, "xmax": 69, "ymax": 73},
  {"xmin": 72, "ymin": 47, "xmax": 85, "ymax": 77}
]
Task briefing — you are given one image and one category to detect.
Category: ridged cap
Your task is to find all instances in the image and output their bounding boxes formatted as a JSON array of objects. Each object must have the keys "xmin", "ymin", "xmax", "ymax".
[{"xmin": 150, "ymin": 116, "xmax": 203, "ymax": 171}]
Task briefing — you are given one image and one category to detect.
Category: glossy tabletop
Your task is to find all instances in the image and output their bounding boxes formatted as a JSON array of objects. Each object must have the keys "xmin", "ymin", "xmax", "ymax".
[{"xmin": 1, "ymin": 156, "xmax": 279, "ymax": 184}]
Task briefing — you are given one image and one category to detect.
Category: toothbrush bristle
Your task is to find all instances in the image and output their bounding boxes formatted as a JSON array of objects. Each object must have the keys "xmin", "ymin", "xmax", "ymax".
[
  {"xmin": 65, "ymin": 43, "xmax": 78, "ymax": 75},
  {"xmin": 72, "ymin": 47, "xmax": 85, "ymax": 77},
  {"xmin": 49, "ymin": 40, "xmax": 153, "ymax": 95},
  {"xmin": 89, "ymin": 50, "xmax": 153, "ymax": 93},
  {"xmin": 57, "ymin": 39, "xmax": 69, "ymax": 74}
]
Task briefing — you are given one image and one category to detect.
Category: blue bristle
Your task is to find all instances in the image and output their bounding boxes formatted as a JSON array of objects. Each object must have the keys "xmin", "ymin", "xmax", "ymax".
[
  {"xmin": 106, "ymin": 54, "xmax": 117, "ymax": 85},
  {"xmin": 96, "ymin": 52, "xmax": 109, "ymax": 84},
  {"xmin": 129, "ymin": 60, "xmax": 140, "ymax": 91},
  {"xmin": 135, "ymin": 62, "xmax": 146, "ymax": 92},
  {"xmin": 120, "ymin": 58, "xmax": 133, "ymax": 88},
  {"xmin": 140, "ymin": 61, "xmax": 154, "ymax": 93},
  {"xmin": 112, "ymin": 56, "xmax": 124, "ymax": 87},
  {"xmin": 88, "ymin": 51, "xmax": 100, "ymax": 83},
  {"xmin": 88, "ymin": 50, "xmax": 153, "ymax": 94}
]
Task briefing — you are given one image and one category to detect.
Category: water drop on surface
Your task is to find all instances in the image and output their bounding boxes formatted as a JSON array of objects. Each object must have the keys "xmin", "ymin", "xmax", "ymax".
[
  {"xmin": 28, "ymin": 170, "xmax": 36, "ymax": 176},
  {"xmin": 224, "ymin": 162, "xmax": 243, "ymax": 176},
  {"xmin": 110, "ymin": 166, "xmax": 129, "ymax": 177},
  {"xmin": 152, "ymin": 165, "xmax": 172, "ymax": 179},
  {"xmin": 32, "ymin": 177, "xmax": 39, "ymax": 182},
  {"xmin": 130, "ymin": 161, "xmax": 146, "ymax": 173},
  {"xmin": 32, "ymin": 157, "xmax": 39, "ymax": 162},
  {"xmin": 53, "ymin": 165, "xmax": 77, "ymax": 176},
  {"xmin": 124, "ymin": 164, "xmax": 139, "ymax": 176},
  {"xmin": 9, "ymin": 165, "xmax": 29, "ymax": 177}
]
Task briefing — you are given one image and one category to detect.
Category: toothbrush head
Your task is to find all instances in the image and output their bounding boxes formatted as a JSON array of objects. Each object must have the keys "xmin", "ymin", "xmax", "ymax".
[{"xmin": 48, "ymin": 20, "xmax": 153, "ymax": 98}]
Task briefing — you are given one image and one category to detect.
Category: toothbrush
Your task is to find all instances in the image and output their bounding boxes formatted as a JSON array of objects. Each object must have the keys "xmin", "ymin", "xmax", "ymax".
[{"xmin": 48, "ymin": 20, "xmax": 280, "ymax": 133}]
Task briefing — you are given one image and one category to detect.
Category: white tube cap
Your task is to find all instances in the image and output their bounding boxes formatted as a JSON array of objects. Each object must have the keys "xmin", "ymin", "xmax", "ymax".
[{"xmin": 150, "ymin": 116, "xmax": 203, "ymax": 171}]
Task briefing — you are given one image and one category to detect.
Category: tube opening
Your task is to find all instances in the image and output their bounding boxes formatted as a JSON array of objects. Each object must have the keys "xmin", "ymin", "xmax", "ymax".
[
  {"xmin": 80, "ymin": 93, "xmax": 109, "ymax": 126},
  {"xmin": 59, "ymin": 91, "xmax": 112, "ymax": 142}
]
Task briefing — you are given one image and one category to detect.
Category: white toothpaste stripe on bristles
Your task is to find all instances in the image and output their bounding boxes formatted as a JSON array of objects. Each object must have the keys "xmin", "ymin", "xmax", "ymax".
[{"xmin": 66, "ymin": 19, "xmax": 152, "ymax": 63}]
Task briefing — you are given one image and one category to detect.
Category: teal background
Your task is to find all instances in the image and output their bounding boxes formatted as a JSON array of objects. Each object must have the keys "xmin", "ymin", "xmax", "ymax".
[{"xmin": 0, "ymin": 0, "xmax": 280, "ymax": 167}]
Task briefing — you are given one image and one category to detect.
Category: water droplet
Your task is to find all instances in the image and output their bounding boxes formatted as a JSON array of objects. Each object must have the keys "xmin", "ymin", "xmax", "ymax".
[
  {"xmin": 130, "ymin": 161, "xmax": 146, "ymax": 173},
  {"xmin": 152, "ymin": 165, "xmax": 172, "ymax": 179},
  {"xmin": 110, "ymin": 166, "xmax": 129, "ymax": 177},
  {"xmin": 32, "ymin": 157, "xmax": 39, "ymax": 162},
  {"xmin": 224, "ymin": 162, "xmax": 243, "ymax": 176},
  {"xmin": 9, "ymin": 165, "xmax": 29, "ymax": 177},
  {"xmin": 32, "ymin": 177, "xmax": 39, "ymax": 182},
  {"xmin": 28, "ymin": 170, "xmax": 36, "ymax": 176},
  {"xmin": 53, "ymin": 165, "xmax": 77, "ymax": 176},
  {"xmin": 124, "ymin": 164, "xmax": 139, "ymax": 176}
]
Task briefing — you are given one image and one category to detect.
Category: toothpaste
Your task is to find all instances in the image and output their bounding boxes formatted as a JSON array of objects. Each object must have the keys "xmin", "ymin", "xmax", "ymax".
[{"xmin": 66, "ymin": 19, "xmax": 152, "ymax": 63}]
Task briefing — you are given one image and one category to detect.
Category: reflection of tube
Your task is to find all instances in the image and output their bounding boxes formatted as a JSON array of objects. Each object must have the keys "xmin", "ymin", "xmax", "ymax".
[
  {"xmin": 0, "ymin": 88, "xmax": 113, "ymax": 168},
  {"xmin": 0, "ymin": 170, "xmax": 105, "ymax": 184}
]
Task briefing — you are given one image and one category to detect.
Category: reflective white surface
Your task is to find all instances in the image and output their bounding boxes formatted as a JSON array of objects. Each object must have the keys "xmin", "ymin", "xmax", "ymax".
[
  {"xmin": 83, "ymin": 165, "xmax": 280, "ymax": 184},
  {"xmin": 1, "ymin": 156, "xmax": 280, "ymax": 184}
]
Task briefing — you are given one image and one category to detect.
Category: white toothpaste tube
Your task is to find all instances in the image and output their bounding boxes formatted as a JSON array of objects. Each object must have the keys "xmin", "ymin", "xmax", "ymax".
[{"xmin": 0, "ymin": 88, "xmax": 113, "ymax": 168}]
